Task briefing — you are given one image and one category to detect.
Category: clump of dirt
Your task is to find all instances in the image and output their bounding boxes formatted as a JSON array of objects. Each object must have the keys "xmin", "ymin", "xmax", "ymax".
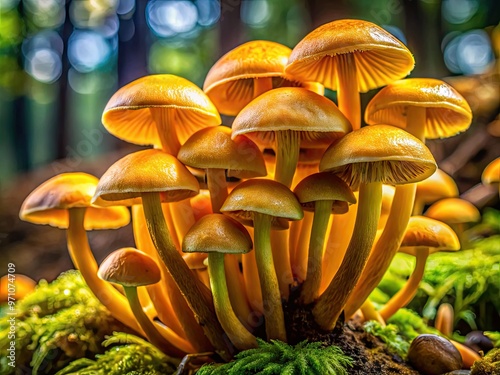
[{"xmin": 283, "ymin": 288, "xmax": 419, "ymax": 375}]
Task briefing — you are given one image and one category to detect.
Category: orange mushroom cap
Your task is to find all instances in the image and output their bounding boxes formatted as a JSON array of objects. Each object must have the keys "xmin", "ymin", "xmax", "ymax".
[
  {"xmin": 92, "ymin": 149, "xmax": 199, "ymax": 205},
  {"xmin": 285, "ymin": 19, "xmax": 414, "ymax": 93},
  {"xmin": 319, "ymin": 125, "xmax": 437, "ymax": 190},
  {"xmin": 232, "ymin": 87, "xmax": 351, "ymax": 149},
  {"xmin": 98, "ymin": 247, "xmax": 161, "ymax": 287},
  {"xmin": 415, "ymin": 169, "xmax": 459, "ymax": 205},
  {"xmin": 482, "ymin": 157, "xmax": 500, "ymax": 185},
  {"xmin": 0, "ymin": 274, "xmax": 36, "ymax": 302},
  {"xmin": 424, "ymin": 198, "xmax": 481, "ymax": 225},
  {"xmin": 204, "ymin": 40, "xmax": 323, "ymax": 116},
  {"xmin": 177, "ymin": 125, "xmax": 267, "ymax": 179},
  {"xmin": 102, "ymin": 74, "xmax": 221, "ymax": 150},
  {"xmin": 221, "ymin": 179, "xmax": 303, "ymax": 230},
  {"xmin": 399, "ymin": 216, "xmax": 461, "ymax": 256},
  {"xmin": 365, "ymin": 78, "xmax": 472, "ymax": 139},
  {"xmin": 19, "ymin": 172, "xmax": 130, "ymax": 230}
]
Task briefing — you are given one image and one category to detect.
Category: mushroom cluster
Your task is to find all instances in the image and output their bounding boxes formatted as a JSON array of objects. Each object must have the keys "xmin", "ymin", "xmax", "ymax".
[{"xmin": 20, "ymin": 18, "xmax": 482, "ymax": 366}]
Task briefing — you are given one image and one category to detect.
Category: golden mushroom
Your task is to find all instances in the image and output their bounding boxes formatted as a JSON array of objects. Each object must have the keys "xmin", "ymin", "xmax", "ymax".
[
  {"xmin": 204, "ymin": 40, "xmax": 323, "ymax": 116},
  {"xmin": 313, "ymin": 125, "xmax": 436, "ymax": 330},
  {"xmin": 286, "ymin": 19, "xmax": 414, "ymax": 129}
]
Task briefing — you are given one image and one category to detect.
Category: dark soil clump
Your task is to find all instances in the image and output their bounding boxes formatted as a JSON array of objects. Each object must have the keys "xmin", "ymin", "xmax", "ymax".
[{"xmin": 283, "ymin": 287, "xmax": 419, "ymax": 375}]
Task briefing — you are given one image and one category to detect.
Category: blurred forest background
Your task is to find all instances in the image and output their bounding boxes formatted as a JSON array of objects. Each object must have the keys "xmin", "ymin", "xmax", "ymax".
[{"xmin": 0, "ymin": 0, "xmax": 499, "ymax": 281}]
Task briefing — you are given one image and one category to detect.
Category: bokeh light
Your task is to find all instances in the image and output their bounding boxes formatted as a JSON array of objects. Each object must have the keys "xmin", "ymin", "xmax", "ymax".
[
  {"xmin": 68, "ymin": 30, "xmax": 112, "ymax": 73},
  {"xmin": 444, "ymin": 29, "xmax": 494, "ymax": 75},
  {"xmin": 442, "ymin": 0, "xmax": 479, "ymax": 24},
  {"xmin": 241, "ymin": 0, "xmax": 271, "ymax": 27},
  {"xmin": 146, "ymin": 0, "xmax": 199, "ymax": 38}
]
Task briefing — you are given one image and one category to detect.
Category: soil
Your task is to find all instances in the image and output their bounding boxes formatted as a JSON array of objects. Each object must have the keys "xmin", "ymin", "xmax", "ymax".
[{"xmin": 283, "ymin": 287, "xmax": 420, "ymax": 375}]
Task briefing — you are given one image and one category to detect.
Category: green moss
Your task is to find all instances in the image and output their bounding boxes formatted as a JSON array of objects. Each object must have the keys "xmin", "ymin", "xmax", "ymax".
[
  {"xmin": 55, "ymin": 333, "xmax": 177, "ymax": 375},
  {"xmin": 196, "ymin": 339, "xmax": 353, "ymax": 375},
  {"xmin": 470, "ymin": 348, "xmax": 500, "ymax": 375},
  {"xmin": 0, "ymin": 271, "xmax": 129, "ymax": 375}
]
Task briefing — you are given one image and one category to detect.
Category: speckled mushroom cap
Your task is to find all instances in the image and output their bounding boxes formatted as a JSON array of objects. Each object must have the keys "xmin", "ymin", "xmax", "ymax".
[
  {"xmin": 182, "ymin": 214, "xmax": 253, "ymax": 255},
  {"xmin": 102, "ymin": 74, "xmax": 221, "ymax": 151},
  {"xmin": 98, "ymin": 247, "xmax": 161, "ymax": 287},
  {"xmin": 424, "ymin": 198, "xmax": 481, "ymax": 225},
  {"xmin": 482, "ymin": 157, "xmax": 500, "ymax": 185},
  {"xmin": 92, "ymin": 149, "xmax": 199, "ymax": 205},
  {"xmin": 365, "ymin": 78, "xmax": 472, "ymax": 139},
  {"xmin": 293, "ymin": 172, "xmax": 356, "ymax": 214},
  {"xmin": 19, "ymin": 172, "xmax": 130, "ymax": 230},
  {"xmin": 220, "ymin": 179, "xmax": 303, "ymax": 230},
  {"xmin": 177, "ymin": 126, "xmax": 267, "ymax": 179},
  {"xmin": 319, "ymin": 124, "xmax": 437, "ymax": 190},
  {"xmin": 203, "ymin": 40, "xmax": 322, "ymax": 116},
  {"xmin": 285, "ymin": 19, "xmax": 414, "ymax": 93},
  {"xmin": 399, "ymin": 216, "xmax": 460, "ymax": 255},
  {"xmin": 415, "ymin": 169, "xmax": 459, "ymax": 205},
  {"xmin": 232, "ymin": 87, "xmax": 351, "ymax": 149}
]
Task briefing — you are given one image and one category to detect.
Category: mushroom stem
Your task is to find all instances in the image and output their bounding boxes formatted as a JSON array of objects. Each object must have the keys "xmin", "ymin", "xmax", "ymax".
[
  {"xmin": 253, "ymin": 77, "xmax": 273, "ymax": 97},
  {"xmin": 253, "ymin": 212, "xmax": 287, "ymax": 341},
  {"xmin": 169, "ymin": 200, "xmax": 196, "ymax": 247},
  {"xmin": 275, "ymin": 129, "xmax": 300, "ymax": 188},
  {"xmin": 242, "ymin": 243, "xmax": 264, "ymax": 314},
  {"xmin": 435, "ymin": 303, "xmax": 454, "ymax": 337},
  {"xmin": 336, "ymin": 53, "xmax": 360, "ymax": 130},
  {"xmin": 360, "ymin": 299, "xmax": 386, "ymax": 326},
  {"xmin": 379, "ymin": 248, "xmax": 429, "ymax": 320},
  {"xmin": 141, "ymin": 192, "xmax": 233, "ymax": 359},
  {"xmin": 313, "ymin": 181, "xmax": 382, "ymax": 330},
  {"xmin": 67, "ymin": 208, "xmax": 143, "ymax": 334},
  {"xmin": 320, "ymin": 201, "xmax": 357, "ymax": 293},
  {"xmin": 293, "ymin": 211, "xmax": 313, "ymax": 282},
  {"xmin": 206, "ymin": 168, "xmax": 228, "ymax": 213},
  {"xmin": 343, "ymin": 183, "xmax": 417, "ymax": 318},
  {"xmin": 406, "ymin": 106, "xmax": 427, "ymax": 141},
  {"xmin": 123, "ymin": 285, "xmax": 187, "ymax": 357},
  {"xmin": 151, "ymin": 108, "xmax": 181, "ymax": 155},
  {"xmin": 208, "ymin": 252, "xmax": 258, "ymax": 350},
  {"xmin": 300, "ymin": 200, "xmax": 333, "ymax": 304},
  {"xmin": 224, "ymin": 254, "xmax": 254, "ymax": 331}
]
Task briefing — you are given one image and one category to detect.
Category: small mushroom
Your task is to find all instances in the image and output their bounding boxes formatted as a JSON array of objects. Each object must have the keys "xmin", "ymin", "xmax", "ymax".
[
  {"xmin": 408, "ymin": 334, "xmax": 462, "ymax": 375},
  {"xmin": 98, "ymin": 247, "xmax": 188, "ymax": 357},
  {"xmin": 183, "ymin": 214, "xmax": 257, "ymax": 350}
]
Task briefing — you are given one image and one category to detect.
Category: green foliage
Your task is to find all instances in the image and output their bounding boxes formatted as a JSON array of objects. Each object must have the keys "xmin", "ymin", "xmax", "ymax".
[
  {"xmin": 485, "ymin": 332, "xmax": 500, "ymax": 348},
  {"xmin": 386, "ymin": 308, "xmax": 441, "ymax": 341},
  {"xmin": 196, "ymin": 339, "xmax": 353, "ymax": 375},
  {"xmin": 0, "ymin": 271, "xmax": 128, "ymax": 375},
  {"xmin": 363, "ymin": 321, "xmax": 410, "ymax": 358},
  {"xmin": 55, "ymin": 333, "xmax": 177, "ymax": 375},
  {"xmin": 470, "ymin": 348, "xmax": 500, "ymax": 375}
]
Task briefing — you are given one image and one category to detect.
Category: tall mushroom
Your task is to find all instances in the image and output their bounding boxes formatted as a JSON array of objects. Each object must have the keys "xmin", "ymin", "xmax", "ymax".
[
  {"xmin": 98, "ymin": 247, "xmax": 190, "ymax": 357},
  {"xmin": 203, "ymin": 40, "xmax": 323, "ymax": 117},
  {"xmin": 221, "ymin": 179, "xmax": 304, "ymax": 341},
  {"xmin": 313, "ymin": 125, "xmax": 436, "ymax": 330},
  {"xmin": 344, "ymin": 78, "xmax": 472, "ymax": 318},
  {"xmin": 183, "ymin": 214, "xmax": 258, "ymax": 350},
  {"xmin": 293, "ymin": 172, "xmax": 356, "ymax": 304},
  {"xmin": 92, "ymin": 148, "xmax": 232, "ymax": 358},
  {"xmin": 379, "ymin": 216, "xmax": 460, "ymax": 320},
  {"xmin": 285, "ymin": 19, "xmax": 414, "ymax": 130},
  {"xmin": 19, "ymin": 172, "xmax": 142, "ymax": 332}
]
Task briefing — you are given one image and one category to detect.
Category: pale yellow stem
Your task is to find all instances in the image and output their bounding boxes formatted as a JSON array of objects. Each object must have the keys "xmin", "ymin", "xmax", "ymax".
[
  {"xmin": 151, "ymin": 108, "xmax": 181, "ymax": 155},
  {"xmin": 336, "ymin": 53, "xmax": 360, "ymax": 130},
  {"xmin": 293, "ymin": 211, "xmax": 313, "ymax": 282},
  {"xmin": 225, "ymin": 254, "xmax": 254, "ymax": 331},
  {"xmin": 360, "ymin": 299, "xmax": 386, "ymax": 326},
  {"xmin": 253, "ymin": 77, "xmax": 273, "ymax": 98}
]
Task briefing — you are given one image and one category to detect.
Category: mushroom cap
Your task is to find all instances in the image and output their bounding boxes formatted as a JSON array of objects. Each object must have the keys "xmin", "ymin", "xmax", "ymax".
[
  {"xmin": 182, "ymin": 213, "xmax": 253, "ymax": 255},
  {"xmin": 221, "ymin": 179, "xmax": 303, "ymax": 230},
  {"xmin": 92, "ymin": 149, "xmax": 199, "ymax": 205},
  {"xmin": 319, "ymin": 124, "xmax": 437, "ymax": 190},
  {"xmin": 285, "ymin": 19, "xmax": 414, "ymax": 93},
  {"xmin": 416, "ymin": 169, "xmax": 459, "ymax": 205},
  {"xmin": 424, "ymin": 198, "xmax": 481, "ymax": 225},
  {"xmin": 98, "ymin": 247, "xmax": 161, "ymax": 287},
  {"xmin": 177, "ymin": 126, "xmax": 267, "ymax": 179},
  {"xmin": 365, "ymin": 78, "xmax": 472, "ymax": 139},
  {"xmin": 293, "ymin": 172, "xmax": 356, "ymax": 213},
  {"xmin": 399, "ymin": 216, "xmax": 460, "ymax": 256},
  {"xmin": 0, "ymin": 274, "xmax": 36, "ymax": 302},
  {"xmin": 232, "ymin": 87, "xmax": 351, "ymax": 149},
  {"xmin": 102, "ymin": 74, "xmax": 221, "ymax": 148},
  {"xmin": 203, "ymin": 40, "xmax": 292, "ymax": 116},
  {"xmin": 482, "ymin": 157, "xmax": 500, "ymax": 185},
  {"xmin": 19, "ymin": 172, "xmax": 130, "ymax": 230}
]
